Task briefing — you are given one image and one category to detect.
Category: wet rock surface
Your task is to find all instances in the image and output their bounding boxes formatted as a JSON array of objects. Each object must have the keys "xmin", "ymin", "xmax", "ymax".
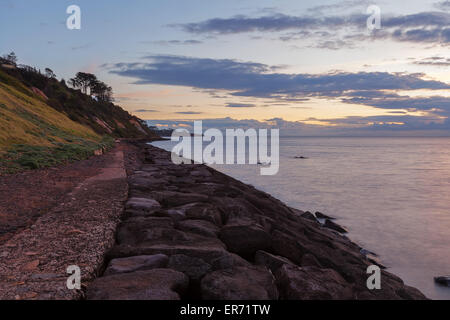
[{"xmin": 87, "ymin": 143, "xmax": 427, "ymax": 300}]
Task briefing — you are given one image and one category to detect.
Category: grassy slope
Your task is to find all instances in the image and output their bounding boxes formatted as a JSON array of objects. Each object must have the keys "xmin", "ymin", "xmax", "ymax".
[
  {"xmin": 0, "ymin": 66, "xmax": 158, "ymax": 139},
  {"xmin": 0, "ymin": 70, "xmax": 112, "ymax": 173}
]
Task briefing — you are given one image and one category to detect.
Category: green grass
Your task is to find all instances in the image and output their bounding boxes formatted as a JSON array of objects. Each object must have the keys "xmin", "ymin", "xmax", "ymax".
[{"xmin": 0, "ymin": 136, "xmax": 114, "ymax": 173}]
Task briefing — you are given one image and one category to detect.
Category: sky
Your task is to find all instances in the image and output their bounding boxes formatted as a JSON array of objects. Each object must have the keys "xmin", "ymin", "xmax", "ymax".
[{"xmin": 0, "ymin": 0, "xmax": 449, "ymax": 135}]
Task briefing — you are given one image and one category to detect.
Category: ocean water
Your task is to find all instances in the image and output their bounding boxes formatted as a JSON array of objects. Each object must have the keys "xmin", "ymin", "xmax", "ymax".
[{"xmin": 152, "ymin": 136, "xmax": 450, "ymax": 300}]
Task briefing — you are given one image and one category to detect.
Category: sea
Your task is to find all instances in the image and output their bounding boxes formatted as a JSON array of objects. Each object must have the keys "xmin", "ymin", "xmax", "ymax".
[{"xmin": 152, "ymin": 136, "xmax": 450, "ymax": 300}]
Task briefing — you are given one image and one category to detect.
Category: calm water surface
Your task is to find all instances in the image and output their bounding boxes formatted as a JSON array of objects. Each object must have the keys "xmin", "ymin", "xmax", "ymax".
[{"xmin": 152, "ymin": 137, "xmax": 450, "ymax": 300}]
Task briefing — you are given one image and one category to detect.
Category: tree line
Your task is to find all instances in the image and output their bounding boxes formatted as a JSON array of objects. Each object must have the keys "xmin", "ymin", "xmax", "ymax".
[{"xmin": 1, "ymin": 52, "xmax": 113, "ymax": 103}]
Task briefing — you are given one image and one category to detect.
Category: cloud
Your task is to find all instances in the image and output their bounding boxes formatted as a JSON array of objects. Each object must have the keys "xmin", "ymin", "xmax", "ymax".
[
  {"xmin": 107, "ymin": 55, "xmax": 450, "ymax": 114},
  {"xmin": 146, "ymin": 115, "xmax": 450, "ymax": 136},
  {"xmin": 146, "ymin": 39, "xmax": 203, "ymax": 46},
  {"xmin": 134, "ymin": 109, "xmax": 159, "ymax": 113},
  {"xmin": 225, "ymin": 103, "xmax": 256, "ymax": 108},
  {"xmin": 413, "ymin": 56, "xmax": 450, "ymax": 67},
  {"xmin": 176, "ymin": 11, "xmax": 450, "ymax": 46},
  {"xmin": 307, "ymin": 0, "xmax": 373, "ymax": 14},
  {"xmin": 435, "ymin": 1, "xmax": 450, "ymax": 11},
  {"xmin": 175, "ymin": 111, "xmax": 203, "ymax": 115}
]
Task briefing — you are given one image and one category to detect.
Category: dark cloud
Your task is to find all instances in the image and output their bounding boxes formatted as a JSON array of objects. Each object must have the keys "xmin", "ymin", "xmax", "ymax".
[
  {"xmin": 134, "ymin": 109, "xmax": 158, "ymax": 113},
  {"xmin": 413, "ymin": 56, "xmax": 450, "ymax": 67},
  {"xmin": 146, "ymin": 115, "xmax": 450, "ymax": 135},
  {"xmin": 175, "ymin": 111, "xmax": 203, "ymax": 115},
  {"xmin": 107, "ymin": 55, "xmax": 450, "ymax": 110},
  {"xmin": 312, "ymin": 114, "xmax": 450, "ymax": 131},
  {"xmin": 176, "ymin": 11, "xmax": 450, "ymax": 46},
  {"xmin": 435, "ymin": 1, "xmax": 450, "ymax": 11},
  {"xmin": 225, "ymin": 103, "xmax": 256, "ymax": 108},
  {"xmin": 342, "ymin": 92, "xmax": 450, "ymax": 115}
]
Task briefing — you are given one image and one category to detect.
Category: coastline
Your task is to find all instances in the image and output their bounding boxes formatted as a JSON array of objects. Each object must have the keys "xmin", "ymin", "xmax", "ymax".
[
  {"xmin": 89, "ymin": 141, "xmax": 426, "ymax": 300},
  {"xmin": 0, "ymin": 140, "xmax": 427, "ymax": 300}
]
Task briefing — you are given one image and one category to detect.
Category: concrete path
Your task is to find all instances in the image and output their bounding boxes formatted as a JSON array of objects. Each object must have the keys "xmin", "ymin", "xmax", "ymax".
[{"xmin": 0, "ymin": 145, "xmax": 127, "ymax": 300}]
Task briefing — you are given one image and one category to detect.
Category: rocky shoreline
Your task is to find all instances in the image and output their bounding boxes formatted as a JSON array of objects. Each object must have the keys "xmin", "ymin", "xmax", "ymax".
[{"xmin": 86, "ymin": 142, "xmax": 427, "ymax": 300}]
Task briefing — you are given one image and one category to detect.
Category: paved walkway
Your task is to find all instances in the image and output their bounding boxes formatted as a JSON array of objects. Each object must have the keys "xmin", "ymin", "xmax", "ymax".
[{"xmin": 0, "ymin": 145, "xmax": 127, "ymax": 300}]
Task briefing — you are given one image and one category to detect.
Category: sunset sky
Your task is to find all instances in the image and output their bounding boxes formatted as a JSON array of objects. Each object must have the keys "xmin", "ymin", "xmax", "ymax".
[{"xmin": 1, "ymin": 0, "xmax": 449, "ymax": 135}]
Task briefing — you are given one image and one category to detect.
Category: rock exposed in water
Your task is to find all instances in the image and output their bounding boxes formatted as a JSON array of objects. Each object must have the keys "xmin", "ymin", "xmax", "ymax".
[
  {"xmin": 323, "ymin": 219, "xmax": 348, "ymax": 233},
  {"xmin": 315, "ymin": 211, "xmax": 335, "ymax": 220},
  {"xmin": 201, "ymin": 265, "xmax": 278, "ymax": 300},
  {"xmin": 87, "ymin": 269, "xmax": 189, "ymax": 300},
  {"xmin": 434, "ymin": 276, "xmax": 450, "ymax": 287},
  {"xmin": 301, "ymin": 211, "xmax": 317, "ymax": 222},
  {"xmin": 104, "ymin": 254, "xmax": 169, "ymax": 276}
]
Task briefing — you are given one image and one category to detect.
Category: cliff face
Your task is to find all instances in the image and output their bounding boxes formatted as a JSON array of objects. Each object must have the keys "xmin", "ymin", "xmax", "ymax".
[{"xmin": 87, "ymin": 143, "xmax": 427, "ymax": 300}]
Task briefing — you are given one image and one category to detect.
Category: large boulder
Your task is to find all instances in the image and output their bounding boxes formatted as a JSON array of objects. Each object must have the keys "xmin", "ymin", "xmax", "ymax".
[
  {"xmin": 150, "ymin": 191, "xmax": 209, "ymax": 207},
  {"xmin": 201, "ymin": 266, "xmax": 278, "ymax": 300},
  {"xmin": 275, "ymin": 265, "xmax": 353, "ymax": 300},
  {"xmin": 176, "ymin": 219, "xmax": 220, "ymax": 238},
  {"xmin": 168, "ymin": 254, "xmax": 212, "ymax": 281},
  {"xmin": 323, "ymin": 219, "xmax": 348, "ymax": 234},
  {"xmin": 104, "ymin": 254, "xmax": 169, "ymax": 276},
  {"xmin": 219, "ymin": 222, "xmax": 271, "ymax": 258},
  {"xmin": 254, "ymin": 250, "xmax": 295, "ymax": 273},
  {"xmin": 270, "ymin": 230, "xmax": 304, "ymax": 265},
  {"xmin": 87, "ymin": 269, "xmax": 189, "ymax": 300},
  {"xmin": 166, "ymin": 203, "xmax": 222, "ymax": 226},
  {"xmin": 125, "ymin": 197, "xmax": 161, "ymax": 215},
  {"xmin": 116, "ymin": 217, "xmax": 174, "ymax": 245}
]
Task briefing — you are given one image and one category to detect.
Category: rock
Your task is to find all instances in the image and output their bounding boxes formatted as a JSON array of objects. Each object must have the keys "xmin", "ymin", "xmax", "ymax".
[
  {"xmin": 323, "ymin": 219, "xmax": 348, "ymax": 234},
  {"xmin": 125, "ymin": 198, "xmax": 161, "ymax": 214},
  {"xmin": 150, "ymin": 191, "xmax": 209, "ymax": 207},
  {"xmin": 301, "ymin": 253, "xmax": 322, "ymax": 267},
  {"xmin": 190, "ymin": 168, "xmax": 212, "ymax": 177},
  {"xmin": 104, "ymin": 254, "xmax": 169, "ymax": 276},
  {"xmin": 301, "ymin": 211, "xmax": 317, "ymax": 222},
  {"xmin": 270, "ymin": 230, "xmax": 304, "ymax": 265},
  {"xmin": 219, "ymin": 223, "xmax": 271, "ymax": 258},
  {"xmin": 166, "ymin": 203, "xmax": 222, "ymax": 226},
  {"xmin": 434, "ymin": 276, "xmax": 450, "ymax": 287},
  {"xmin": 315, "ymin": 212, "xmax": 335, "ymax": 220},
  {"xmin": 117, "ymin": 217, "xmax": 174, "ymax": 245},
  {"xmin": 176, "ymin": 220, "xmax": 220, "ymax": 238},
  {"xmin": 201, "ymin": 266, "xmax": 278, "ymax": 300},
  {"xmin": 255, "ymin": 250, "xmax": 295, "ymax": 272},
  {"xmin": 87, "ymin": 269, "xmax": 189, "ymax": 300},
  {"xmin": 128, "ymin": 176, "xmax": 168, "ymax": 192},
  {"xmin": 275, "ymin": 265, "xmax": 353, "ymax": 300},
  {"xmin": 210, "ymin": 252, "xmax": 250, "ymax": 270},
  {"xmin": 107, "ymin": 242, "xmax": 232, "ymax": 267},
  {"xmin": 168, "ymin": 254, "xmax": 212, "ymax": 281}
]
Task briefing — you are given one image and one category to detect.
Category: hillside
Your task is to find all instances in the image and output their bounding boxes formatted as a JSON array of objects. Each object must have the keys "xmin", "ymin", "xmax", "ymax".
[
  {"xmin": 0, "ymin": 64, "xmax": 156, "ymax": 138},
  {"xmin": 0, "ymin": 63, "xmax": 158, "ymax": 173}
]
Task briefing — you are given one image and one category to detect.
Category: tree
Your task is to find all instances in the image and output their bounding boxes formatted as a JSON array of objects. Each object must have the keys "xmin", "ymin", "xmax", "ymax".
[
  {"xmin": 91, "ymin": 80, "xmax": 113, "ymax": 102},
  {"xmin": 45, "ymin": 68, "xmax": 56, "ymax": 79},
  {"xmin": 2, "ymin": 52, "xmax": 17, "ymax": 66},
  {"xmin": 69, "ymin": 72, "xmax": 97, "ymax": 94},
  {"xmin": 69, "ymin": 72, "xmax": 114, "ymax": 102}
]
